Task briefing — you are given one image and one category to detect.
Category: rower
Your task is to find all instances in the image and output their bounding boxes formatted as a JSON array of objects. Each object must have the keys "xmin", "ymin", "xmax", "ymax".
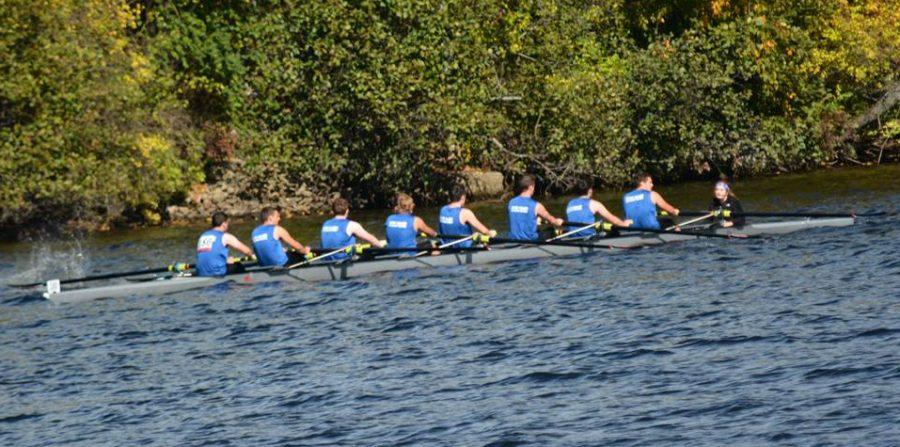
[
  {"xmin": 565, "ymin": 178, "xmax": 632, "ymax": 237},
  {"xmin": 507, "ymin": 174, "xmax": 564, "ymax": 241},
  {"xmin": 196, "ymin": 212, "xmax": 254, "ymax": 277},
  {"xmin": 439, "ymin": 184, "xmax": 497, "ymax": 247},
  {"xmin": 709, "ymin": 179, "xmax": 745, "ymax": 228},
  {"xmin": 622, "ymin": 172, "xmax": 680, "ymax": 230},
  {"xmin": 385, "ymin": 193, "xmax": 437, "ymax": 252},
  {"xmin": 320, "ymin": 197, "xmax": 384, "ymax": 260},
  {"xmin": 251, "ymin": 207, "xmax": 312, "ymax": 267}
]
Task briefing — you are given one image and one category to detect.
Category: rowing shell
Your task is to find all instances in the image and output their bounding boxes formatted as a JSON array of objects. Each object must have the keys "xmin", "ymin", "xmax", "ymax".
[{"xmin": 41, "ymin": 218, "xmax": 854, "ymax": 304}]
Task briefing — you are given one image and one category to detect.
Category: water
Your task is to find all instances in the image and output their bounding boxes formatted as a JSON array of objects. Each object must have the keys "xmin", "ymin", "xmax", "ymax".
[{"xmin": 1, "ymin": 166, "xmax": 899, "ymax": 446}]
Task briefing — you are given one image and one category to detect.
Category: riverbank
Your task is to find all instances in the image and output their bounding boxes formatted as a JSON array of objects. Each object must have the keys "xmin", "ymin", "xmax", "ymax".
[{"xmin": 2, "ymin": 164, "xmax": 897, "ymax": 250}]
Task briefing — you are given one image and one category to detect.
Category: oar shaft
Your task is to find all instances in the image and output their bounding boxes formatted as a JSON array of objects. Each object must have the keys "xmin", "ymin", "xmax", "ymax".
[
  {"xmin": 678, "ymin": 211, "xmax": 877, "ymax": 218},
  {"xmin": 9, "ymin": 263, "xmax": 194, "ymax": 288},
  {"xmin": 666, "ymin": 212, "xmax": 714, "ymax": 230},
  {"xmin": 547, "ymin": 223, "xmax": 597, "ymax": 242},
  {"xmin": 414, "ymin": 234, "xmax": 478, "ymax": 257},
  {"xmin": 288, "ymin": 244, "xmax": 357, "ymax": 269}
]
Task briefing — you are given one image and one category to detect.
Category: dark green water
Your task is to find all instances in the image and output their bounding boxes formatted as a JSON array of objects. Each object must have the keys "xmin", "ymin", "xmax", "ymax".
[{"xmin": 2, "ymin": 164, "xmax": 897, "ymax": 259}]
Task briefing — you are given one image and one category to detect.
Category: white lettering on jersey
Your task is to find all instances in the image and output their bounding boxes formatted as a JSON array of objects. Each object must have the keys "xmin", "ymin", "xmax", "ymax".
[
  {"xmin": 322, "ymin": 225, "xmax": 339, "ymax": 233},
  {"xmin": 567, "ymin": 204, "xmax": 583, "ymax": 213},
  {"xmin": 197, "ymin": 235, "xmax": 216, "ymax": 253},
  {"xmin": 388, "ymin": 220, "xmax": 409, "ymax": 229},
  {"xmin": 510, "ymin": 205, "xmax": 530, "ymax": 214},
  {"xmin": 252, "ymin": 233, "xmax": 268, "ymax": 243},
  {"xmin": 439, "ymin": 216, "xmax": 454, "ymax": 225},
  {"xmin": 624, "ymin": 193, "xmax": 645, "ymax": 204}
]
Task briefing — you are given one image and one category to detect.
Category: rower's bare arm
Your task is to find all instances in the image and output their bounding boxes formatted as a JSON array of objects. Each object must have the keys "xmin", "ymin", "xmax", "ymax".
[
  {"xmin": 349, "ymin": 223, "xmax": 385, "ymax": 247},
  {"xmin": 536, "ymin": 203, "xmax": 564, "ymax": 226},
  {"xmin": 414, "ymin": 217, "xmax": 438, "ymax": 237},
  {"xmin": 592, "ymin": 200, "xmax": 631, "ymax": 227},
  {"xmin": 460, "ymin": 209, "xmax": 494, "ymax": 235},
  {"xmin": 651, "ymin": 192, "xmax": 680, "ymax": 216},
  {"xmin": 223, "ymin": 233, "xmax": 254, "ymax": 257},
  {"xmin": 276, "ymin": 227, "xmax": 310, "ymax": 254}
]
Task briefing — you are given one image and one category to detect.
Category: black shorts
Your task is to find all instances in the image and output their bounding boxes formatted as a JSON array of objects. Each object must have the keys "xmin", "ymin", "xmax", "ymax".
[
  {"xmin": 226, "ymin": 263, "xmax": 246, "ymax": 275},
  {"xmin": 285, "ymin": 251, "xmax": 307, "ymax": 265}
]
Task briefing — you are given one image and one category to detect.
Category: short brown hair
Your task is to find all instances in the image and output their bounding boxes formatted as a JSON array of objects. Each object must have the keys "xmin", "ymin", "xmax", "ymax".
[
  {"xmin": 515, "ymin": 174, "xmax": 536, "ymax": 195},
  {"xmin": 211, "ymin": 211, "xmax": 229, "ymax": 227},
  {"xmin": 332, "ymin": 197, "xmax": 349, "ymax": 215},
  {"xmin": 259, "ymin": 206, "xmax": 279, "ymax": 222},
  {"xmin": 634, "ymin": 172, "xmax": 652, "ymax": 187},
  {"xmin": 576, "ymin": 177, "xmax": 593, "ymax": 195},
  {"xmin": 449, "ymin": 184, "xmax": 467, "ymax": 202}
]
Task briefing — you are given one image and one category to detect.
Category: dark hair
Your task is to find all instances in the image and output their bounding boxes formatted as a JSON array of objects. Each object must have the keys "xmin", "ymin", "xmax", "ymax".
[
  {"xmin": 211, "ymin": 211, "xmax": 229, "ymax": 227},
  {"xmin": 332, "ymin": 197, "xmax": 349, "ymax": 215},
  {"xmin": 259, "ymin": 206, "xmax": 279, "ymax": 222},
  {"xmin": 576, "ymin": 177, "xmax": 593, "ymax": 195},
  {"xmin": 634, "ymin": 172, "xmax": 652, "ymax": 187},
  {"xmin": 515, "ymin": 174, "xmax": 536, "ymax": 195},
  {"xmin": 450, "ymin": 184, "xmax": 467, "ymax": 202}
]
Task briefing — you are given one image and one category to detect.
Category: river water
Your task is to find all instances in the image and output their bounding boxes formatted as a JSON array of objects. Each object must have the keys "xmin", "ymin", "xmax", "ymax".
[{"xmin": 1, "ymin": 166, "xmax": 898, "ymax": 446}]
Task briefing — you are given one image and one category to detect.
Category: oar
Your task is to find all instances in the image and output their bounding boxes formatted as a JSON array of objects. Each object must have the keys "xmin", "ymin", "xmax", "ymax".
[
  {"xmin": 414, "ymin": 233, "xmax": 478, "ymax": 257},
  {"xmin": 677, "ymin": 211, "xmax": 883, "ymax": 218},
  {"xmin": 666, "ymin": 212, "xmax": 715, "ymax": 231},
  {"xmin": 286, "ymin": 243, "xmax": 364, "ymax": 269},
  {"xmin": 434, "ymin": 233, "xmax": 622, "ymax": 248},
  {"xmin": 560, "ymin": 221, "xmax": 751, "ymax": 240},
  {"xmin": 547, "ymin": 222, "xmax": 611, "ymax": 242},
  {"xmin": 7, "ymin": 257, "xmax": 253, "ymax": 288}
]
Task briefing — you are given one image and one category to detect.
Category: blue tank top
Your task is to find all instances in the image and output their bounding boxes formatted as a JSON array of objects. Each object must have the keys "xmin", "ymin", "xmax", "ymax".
[
  {"xmin": 566, "ymin": 197, "xmax": 596, "ymax": 237},
  {"xmin": 320, "ymin": 217, "xmax": 356, "ymax": 261},
  {"xmin": 251, "ymin": 225, "xmax": 288, "ymax": 267},
  {"xmin": 508, "ymin": 196, "xmax": 538, "ymax": 240},
  {"xmin": 385, "ymin": 213, "xmax": 418, "ymax": 250},
  {"xmin": 439, "ymin": 205, "xmax": 472, "ymax": 247},
  {"xmin": 196, "ymin": 229, "xmax": 228, "ymax": 276},
  {"xmin": 623, "ymin": 189, "xmax": 660, "ymax": 229}
]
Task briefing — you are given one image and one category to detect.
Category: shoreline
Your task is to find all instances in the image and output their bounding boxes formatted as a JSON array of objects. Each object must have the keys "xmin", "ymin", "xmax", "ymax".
[{"xmin": 4, "ymin": 162, "xmax": 898, "ymax": 243}]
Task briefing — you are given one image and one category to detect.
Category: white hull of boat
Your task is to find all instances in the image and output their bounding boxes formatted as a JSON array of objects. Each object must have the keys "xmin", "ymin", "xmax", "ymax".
[{"xmin": 42, "ymin": 217, "xmax": 854, "ymax": 304}]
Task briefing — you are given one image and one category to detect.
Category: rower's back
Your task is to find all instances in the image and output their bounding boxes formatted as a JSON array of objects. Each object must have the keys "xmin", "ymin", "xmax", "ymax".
[
  {"xmin": 508, "ymin": 195, "xmax": 538, "ymax": 240},
  {"xmin": 623, "ymin": 189, "xmax": 660, "ymax": 230}
]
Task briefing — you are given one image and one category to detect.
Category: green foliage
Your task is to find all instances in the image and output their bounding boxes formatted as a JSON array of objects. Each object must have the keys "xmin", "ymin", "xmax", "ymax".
[
  {"xmin": 1, "ymin": 0, "xmax": 896, "ymax": 228},
  {"xmin": 0, "ymin": 0, "xmax": 203, "ymax": 226}
]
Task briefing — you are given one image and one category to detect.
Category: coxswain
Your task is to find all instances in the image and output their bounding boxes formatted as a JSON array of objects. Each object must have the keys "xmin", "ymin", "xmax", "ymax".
[
  {"xmin": 565, "ymin": 178, "xmax": 632, "ymax": 237},
  {"xmin": 251, "ymin": 207, "xmax": 312, "ymax": 267},
  {"xmin": 622, "ymin": 172, "xmax": 680, "ymax": 230},
  {"xmin": 438, "ymin": 184, "xmax": 497, "ymax": 247},
  {"xmin": 385, "ymin": 193, "xmax": 437, "ymax": 252},
  {"xmin": 196, "ymin": 211, "xmax": 255, "ymax": 277},
  {"xmin": 507, "ymin": 174, "xmax": 564, "ymax": 241},
  {"xmin": 320, "ymin": 197, "xmax": 385, "ymax": 260},
  {"xmin": 709, "ymin": 179, "xmax": 745, "ymax": 228}
]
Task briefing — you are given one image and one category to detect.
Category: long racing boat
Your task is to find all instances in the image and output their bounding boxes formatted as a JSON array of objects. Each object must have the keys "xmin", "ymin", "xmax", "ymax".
[{"xmin": 36, "ymin": 217, "xmax": 853, "ymax": 304}]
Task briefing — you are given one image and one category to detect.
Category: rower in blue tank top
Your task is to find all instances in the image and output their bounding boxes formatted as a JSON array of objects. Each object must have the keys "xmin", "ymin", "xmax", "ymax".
[
  {"xmin": 507, "ymin": 175, "xmax": 564, "ymax": 241},
  {"xmin": 623, "ymin": 172, "xmax": 680, "ymax": 230},
  {"xmin": 385, "ymin": 193, "xmax": 437, "ymax": 253},
  {"xmin": 251, "ymin": 207, "xmax": 311, "ymax": 267},
  {"xmin": 438, "ymin": 184, "xmax": 497, "ymax": 247},
  {"xmin": 320, "ymin": 198, "xmax": 384, "ymax": 261},
  {"xmin": 565, "ymin": 178, "xmax": 632, "ymax": 238},
  {"xmin": 196, "ymin": 212, "xmax": 254, "ymax": 277}
]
